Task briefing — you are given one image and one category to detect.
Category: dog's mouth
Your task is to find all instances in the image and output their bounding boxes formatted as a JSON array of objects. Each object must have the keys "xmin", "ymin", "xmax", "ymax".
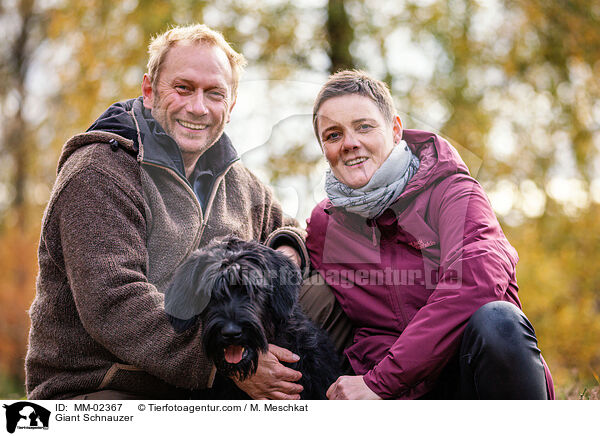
[{"xmin": 224, "ymin": 345, "xmax": 248, "ymax": 365}]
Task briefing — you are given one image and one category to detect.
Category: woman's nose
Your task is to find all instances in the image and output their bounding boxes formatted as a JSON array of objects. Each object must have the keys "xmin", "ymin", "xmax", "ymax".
[{"xmin": 342, "ymin": 132, "xmax": 360, "ymax": 150}]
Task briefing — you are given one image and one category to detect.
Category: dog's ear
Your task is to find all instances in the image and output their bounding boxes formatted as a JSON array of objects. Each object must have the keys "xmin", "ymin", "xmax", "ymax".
[
  {"xmin": 167, "ymin": 314, "xmax": 199, "ymax": 333},
  {"xmin": 164, "ymin": 251, "xmax": 212, "ymax": 331},
  {"xmin": 266, "ymin": 248, "xmax": 302, "ymax": 322}
]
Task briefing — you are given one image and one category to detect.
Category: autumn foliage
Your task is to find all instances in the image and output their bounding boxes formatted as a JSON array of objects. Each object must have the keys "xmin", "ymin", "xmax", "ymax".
[{"xmin": 0, "ymin": 225, "xmax": 39, "ymax": 395}]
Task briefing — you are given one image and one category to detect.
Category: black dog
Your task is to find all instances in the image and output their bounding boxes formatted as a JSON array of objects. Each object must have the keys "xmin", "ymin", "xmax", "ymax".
[{"xmin": 164, "ymin": 236, "xmax": 341, "ymax": 399}]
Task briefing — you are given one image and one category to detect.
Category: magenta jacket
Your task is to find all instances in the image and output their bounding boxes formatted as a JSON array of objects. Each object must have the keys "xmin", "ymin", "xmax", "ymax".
[{"xmin": 306, "ymin": 130, "xmax": 554, "ymax": 399}]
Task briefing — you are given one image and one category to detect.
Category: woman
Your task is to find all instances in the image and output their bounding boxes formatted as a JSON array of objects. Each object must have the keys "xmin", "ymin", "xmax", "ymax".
[{"xmin": 305, "ymin": 70, "xmax": 554, "ymax": 400}]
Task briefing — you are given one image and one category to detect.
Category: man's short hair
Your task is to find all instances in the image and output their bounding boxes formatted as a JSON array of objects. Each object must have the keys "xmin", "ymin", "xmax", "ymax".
[
  {"xmin": 147, "ymin": 24, "xmax": 247, "ymax": 97},
  {"xmin": 312, "ymin": 70, "xmax": 396, "ymax": 143}
]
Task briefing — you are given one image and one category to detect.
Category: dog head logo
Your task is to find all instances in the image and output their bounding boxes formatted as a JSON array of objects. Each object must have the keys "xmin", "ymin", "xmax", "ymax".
[
  {"xmin": 3, "ymin": 402, "xmax": 50, "ymax": 433},
  {"xmin": 164, "ymin": 236, "xmax": 301, "ymax": 380}
]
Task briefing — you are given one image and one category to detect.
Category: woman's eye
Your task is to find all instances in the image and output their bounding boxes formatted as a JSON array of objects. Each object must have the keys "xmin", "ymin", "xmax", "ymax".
[{"xmin": 325, "ymin": 132, "xmax": 341, "ymax": 141}]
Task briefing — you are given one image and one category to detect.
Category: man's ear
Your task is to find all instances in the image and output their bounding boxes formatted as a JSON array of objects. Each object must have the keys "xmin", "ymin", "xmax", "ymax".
[
  {"xmin": 393, "ymin": 115, "xmax": 403, "ymax": 143},
  {"xmin": 226, "ymin": 94, "xmax": 237, "ymax": 123},
  {"xmin": 141, "ymin": 74, "xmax": 155, "ymax": 110}
]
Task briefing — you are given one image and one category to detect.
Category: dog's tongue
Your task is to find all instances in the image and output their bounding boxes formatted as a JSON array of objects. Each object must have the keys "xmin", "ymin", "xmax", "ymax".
[{"xmin": 224, "ymin": 345, "xmax": 245, "ymax": 364}]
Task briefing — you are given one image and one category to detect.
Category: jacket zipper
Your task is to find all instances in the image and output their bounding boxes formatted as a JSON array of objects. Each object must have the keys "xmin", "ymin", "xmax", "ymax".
[
  {"xmin": 370, "ymin": 218, "xmax": 409, "ymax": 329},
  {"xmin": 141, "ymin": 162, "xmax": 205, "ymax": 254},
  {"xmin": 387, "ymin": 231, "xmax": 409, "ymax": 329},
  {"xmin": 141, "ymin": 159, "xmax": 238, "ymax": 251},
  {"xmin": 197, "ymin": 160, "xmax": 238, "ymax": 243}
]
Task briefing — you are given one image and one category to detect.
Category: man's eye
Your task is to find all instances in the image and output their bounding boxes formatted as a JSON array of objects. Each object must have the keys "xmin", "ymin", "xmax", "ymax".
[
  {"xmin": 358, "ymin": 123, "xmax": 373, "ymax": 130},
  {"xmin": 175, "ymin": 85, "xmax": 191, "ymax": 93},
  {"xmin": 209, "ymin": 91, "xmax": 226, "ymax": 99}
]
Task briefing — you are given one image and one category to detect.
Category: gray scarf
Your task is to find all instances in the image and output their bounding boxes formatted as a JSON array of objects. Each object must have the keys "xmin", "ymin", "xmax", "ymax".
[{"xmin": 325, "ymin": 140, "xmax": 420, "ymax": 219}]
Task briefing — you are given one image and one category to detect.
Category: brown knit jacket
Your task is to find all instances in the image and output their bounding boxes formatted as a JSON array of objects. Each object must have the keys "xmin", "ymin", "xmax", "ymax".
[{"xmin": 26, "ymin": 130, "xmax": 308, "ymax": 399}]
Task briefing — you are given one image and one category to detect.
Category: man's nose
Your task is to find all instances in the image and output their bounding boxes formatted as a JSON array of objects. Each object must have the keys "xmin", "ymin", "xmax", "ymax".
[{"xmin": 187, "ymin": 92, "xmax": 209, "ymax": 115}]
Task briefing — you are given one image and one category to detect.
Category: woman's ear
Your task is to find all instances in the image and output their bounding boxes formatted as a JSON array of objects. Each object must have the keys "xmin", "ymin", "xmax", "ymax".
[{"xmin": 393, "ymin": 115, "xmax": 403, "ymax": 144}]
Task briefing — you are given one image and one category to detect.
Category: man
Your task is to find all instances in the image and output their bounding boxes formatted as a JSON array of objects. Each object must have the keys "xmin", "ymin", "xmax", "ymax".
[{"xmin": 26, "ymin": 24, "xmax": 311, "ymax": 400}]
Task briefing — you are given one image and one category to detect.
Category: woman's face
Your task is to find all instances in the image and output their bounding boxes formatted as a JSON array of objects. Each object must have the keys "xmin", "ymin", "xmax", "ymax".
[{"xmin": 316, "ymin": 94, "xmax": 402, "ymax": 189}]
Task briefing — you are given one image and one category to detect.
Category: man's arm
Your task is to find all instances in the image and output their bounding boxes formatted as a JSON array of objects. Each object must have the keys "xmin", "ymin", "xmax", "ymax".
[{"xmin": 54, "ymin": 167, "xmax": 213, "ymax": 390}]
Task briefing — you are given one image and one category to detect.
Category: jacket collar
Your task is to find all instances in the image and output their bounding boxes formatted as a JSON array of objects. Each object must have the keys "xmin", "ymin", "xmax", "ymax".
[
  {"xmin": 323, "ymin": 129, "xmax": 470, "ymax": 224},
  {"xmin": 398, "ymin": 129, "xmax": 470, "ymax": 201}
]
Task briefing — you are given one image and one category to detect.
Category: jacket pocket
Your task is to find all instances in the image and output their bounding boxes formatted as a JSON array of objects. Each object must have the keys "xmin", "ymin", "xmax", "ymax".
[
  {"xmin": 98, "ymin": 363, "xmax": 189, "ymax": 399},
  {"xmin": 99, "ymin": 363, "xmax": 143, "ymax": 390}
]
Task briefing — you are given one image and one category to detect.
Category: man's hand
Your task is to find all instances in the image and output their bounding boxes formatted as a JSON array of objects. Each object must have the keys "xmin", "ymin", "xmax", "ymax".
[
  {"xmin": 326, "ymin": 376, "xmax": 382, "ymax": 400},
  {"xmin": 275, "ymin": 245, "xmax": 301, "ymax": 267},
  {"xmin": 232, "ymin": 344, "xmax": 303, "ymax": 400}
]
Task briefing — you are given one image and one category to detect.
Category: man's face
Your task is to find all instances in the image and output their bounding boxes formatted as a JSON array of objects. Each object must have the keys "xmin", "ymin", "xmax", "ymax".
[{"xmin": 142, "ymin": 42, "xmax": 236, "ymax": 164}]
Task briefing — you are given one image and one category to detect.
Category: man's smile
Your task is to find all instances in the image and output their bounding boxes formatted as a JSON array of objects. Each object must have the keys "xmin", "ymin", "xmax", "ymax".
[{"xmin": 177, "ymin": 119, "xmax": 208, "ymax": 130}]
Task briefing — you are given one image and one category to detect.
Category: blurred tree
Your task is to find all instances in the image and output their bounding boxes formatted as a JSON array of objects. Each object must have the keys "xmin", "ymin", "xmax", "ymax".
[
  {"xmin": 326, "ymin": 0, "xmax": 355, "ymax": 72},
  {"xmin": 0, "ymin": 0, "xmax": 52, "ymax": 387},
  {"xmin": 0, "ymin": 0, "xmax": 46, "ymax": 231}
]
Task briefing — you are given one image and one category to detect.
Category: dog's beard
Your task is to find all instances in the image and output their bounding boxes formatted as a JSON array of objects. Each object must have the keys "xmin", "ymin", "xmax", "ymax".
[{"xmin": 201, "ymin": 312, "xmax": 269, "ymax": 380}]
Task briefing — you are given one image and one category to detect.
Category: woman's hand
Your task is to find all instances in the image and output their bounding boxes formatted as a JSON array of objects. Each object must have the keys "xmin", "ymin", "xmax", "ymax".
[
  {"xmin": 232, "ymin": 344, "xmax": 304, "ymax": 400},
  {"xmin": 326, "ymin": 375, "xmax": 382, "ymax": 400}
]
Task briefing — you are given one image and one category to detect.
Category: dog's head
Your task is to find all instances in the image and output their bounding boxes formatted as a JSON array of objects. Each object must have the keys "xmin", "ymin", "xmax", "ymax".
[{"xmin": 164, "ymin": 236, "xmax": 302, "ymax": 380}]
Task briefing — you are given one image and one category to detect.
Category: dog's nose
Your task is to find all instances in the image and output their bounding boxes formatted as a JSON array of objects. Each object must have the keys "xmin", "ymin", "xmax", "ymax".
[{"xmin": 221, "ymin": 322, "xmax": 242, "ymax": 339}]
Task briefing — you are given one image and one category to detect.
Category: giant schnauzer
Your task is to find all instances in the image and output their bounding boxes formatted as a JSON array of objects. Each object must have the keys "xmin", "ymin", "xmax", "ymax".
[{"xmin": 164, "ymin": 236, "xmax": 341, "ymax": 399}]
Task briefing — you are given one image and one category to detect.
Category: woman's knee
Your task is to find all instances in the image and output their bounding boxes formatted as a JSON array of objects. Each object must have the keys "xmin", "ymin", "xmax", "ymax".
[
  {"xmin": 460, "ymin": 301, "xmax": 547, "ymax": 399},
  {"xmin": 464, "ymin": 301, "xmax": 538, "ymax": 357},
  {"xmin": 468, "ymin": 300, "xmax": 527, "ymax": 331}
]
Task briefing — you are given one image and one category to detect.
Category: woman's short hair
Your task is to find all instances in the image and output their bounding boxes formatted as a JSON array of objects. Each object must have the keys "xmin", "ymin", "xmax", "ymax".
[
  {"xmin": 146, "ymin": 24, "xmax": 247, "ymax": 97},
  {"xmin": 312, "ymin": 70, "xmax": 396, "ymax": 143}
]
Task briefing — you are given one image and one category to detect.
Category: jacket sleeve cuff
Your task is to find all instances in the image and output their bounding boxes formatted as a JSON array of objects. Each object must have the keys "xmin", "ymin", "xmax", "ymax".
[
  {"xmin": 264, "ymin": 226, "xmax": 309, "ymax": 279},
  {"xmin": 363, "ymin": 366, "xmax": 410, "ymax": 400},
  {"xmin": 363, "ymin": 369, "xmax": 391, "ymax": 399}
]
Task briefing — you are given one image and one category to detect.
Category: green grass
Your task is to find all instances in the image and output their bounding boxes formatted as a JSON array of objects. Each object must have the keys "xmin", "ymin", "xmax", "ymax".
[{"xmin": 559, "ymin": 384, "xmax": 600, "ymax": 400}]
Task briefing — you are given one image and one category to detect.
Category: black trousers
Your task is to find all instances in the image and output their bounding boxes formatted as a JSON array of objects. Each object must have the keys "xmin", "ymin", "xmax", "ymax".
[
  {"xmin": 421, "ymin": 301, "xmax": 548, "ymax": 399},
  {"xmin": 299, "ymin": 277, "xmax": 549, "ymax": 400}
]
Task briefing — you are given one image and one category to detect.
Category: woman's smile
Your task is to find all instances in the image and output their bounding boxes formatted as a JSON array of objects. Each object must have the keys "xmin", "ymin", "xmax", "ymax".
[{"xmin": 345, "ymin": 157, "xmax": 369, "ymax": 166}]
